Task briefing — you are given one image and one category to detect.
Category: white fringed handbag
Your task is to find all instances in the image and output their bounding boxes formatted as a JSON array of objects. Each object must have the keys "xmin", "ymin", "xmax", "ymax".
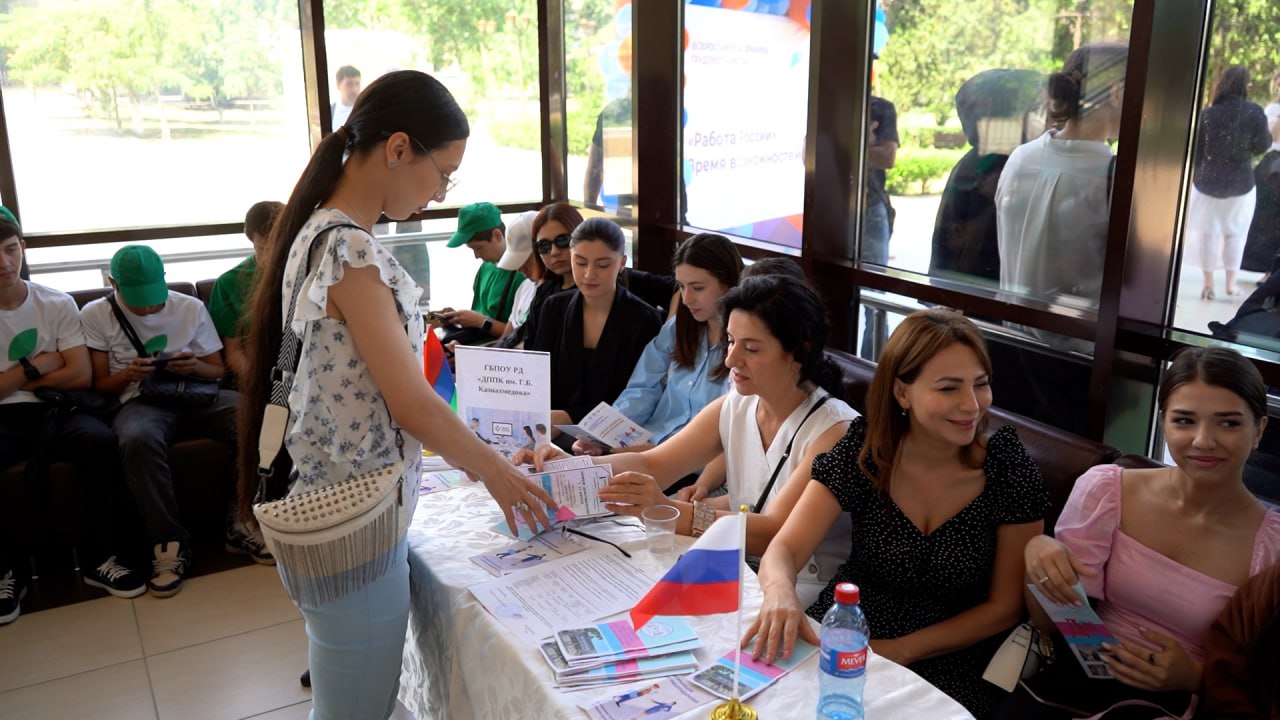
[{"xmin": 251, "ymin": 222, "xmax": 413, "ymax": 607}]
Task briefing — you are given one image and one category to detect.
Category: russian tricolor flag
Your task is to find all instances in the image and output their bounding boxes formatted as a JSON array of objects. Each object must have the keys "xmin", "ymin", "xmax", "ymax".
[
  {"xmin": 423, "ymin": 331, "xmax": 456, "ymax": 410},
  {"xmin": 630, "ymin": 512, "xmax": 744, "ymax": 631}
]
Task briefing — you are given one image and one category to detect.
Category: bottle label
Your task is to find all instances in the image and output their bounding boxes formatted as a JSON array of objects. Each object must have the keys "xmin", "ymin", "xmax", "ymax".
[{"xmin": 820, "ymin": 646, "xmax": 867, "ymax": 679}]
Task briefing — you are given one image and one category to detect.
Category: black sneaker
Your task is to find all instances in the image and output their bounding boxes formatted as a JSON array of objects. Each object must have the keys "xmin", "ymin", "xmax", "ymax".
[
  {"xmin": 0, "ymin": 569, "xmax": 27, "ymax": 625},
  {"xmin": 148, "ymin": 541, "xmax": 191, "ymax": 598},
  {"xmin": 82, "ymin": 556, "xmax": 146, "ymax": 599},
  {"xmin": 226, "ymin": 526, "xmax": 275, "ymax": 566}
]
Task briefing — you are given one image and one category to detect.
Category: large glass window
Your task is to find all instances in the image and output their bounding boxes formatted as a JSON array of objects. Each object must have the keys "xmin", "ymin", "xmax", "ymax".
[
  {"xmin": 567, "ymin": 0, "xmax": 633, "ymax": 216},
  {"xmin": 680, "ymin": 0, "xmax": 810, "ymax": 248},
  {"xmin": 322, "ymin": 0, "xmax": 542, "ymax": 208},
  {"xmin": 1170, "ymin": 1, "xmax": 1280, "ymax": 356},
  {"xmin": 0, "ymin": 0, "xmax": 311, "ymax": 233},
  {"xmin": 870, "ymin": 1, "xmax": 1133, "ymax": 321}
]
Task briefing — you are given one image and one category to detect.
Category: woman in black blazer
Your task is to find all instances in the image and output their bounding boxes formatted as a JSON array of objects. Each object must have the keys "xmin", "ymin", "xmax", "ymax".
[{"xmin": 530, "ymin": 217, "xmax": 662, "ymax": 426}]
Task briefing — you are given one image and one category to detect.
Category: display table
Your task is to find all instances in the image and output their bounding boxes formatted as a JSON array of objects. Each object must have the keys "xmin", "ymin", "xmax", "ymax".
[{"xmin": 398, "ymin": 485, "xmax": 974, "ymax": 720}]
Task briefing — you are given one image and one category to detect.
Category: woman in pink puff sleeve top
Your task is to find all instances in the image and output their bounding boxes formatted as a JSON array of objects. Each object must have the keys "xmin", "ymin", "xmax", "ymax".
[{"xmin": 1008, "ymin": 347, "xmax": 1280, "ymax": 720}]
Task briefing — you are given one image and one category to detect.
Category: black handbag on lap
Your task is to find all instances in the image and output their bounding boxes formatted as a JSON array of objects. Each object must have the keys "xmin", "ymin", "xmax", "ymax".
[{"xmin": 106, "ymin": 295, "xmax": 220, "ymax": 407}]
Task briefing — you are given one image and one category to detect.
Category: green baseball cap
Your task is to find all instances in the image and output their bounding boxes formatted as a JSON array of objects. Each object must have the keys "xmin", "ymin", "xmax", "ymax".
[
  {"xmin": 447, "ymin": 202, "xmax": 501, "ymax": 247},
  {"xmin": 110, "ymin": 245, "xmax": 168, "ymax": 307}
]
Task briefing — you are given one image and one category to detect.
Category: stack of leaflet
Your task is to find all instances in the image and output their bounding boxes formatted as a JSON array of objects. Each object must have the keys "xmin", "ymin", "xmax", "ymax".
[{"xmin": 540, "ymin": 617, "xmax": 702, "ymax": 690}]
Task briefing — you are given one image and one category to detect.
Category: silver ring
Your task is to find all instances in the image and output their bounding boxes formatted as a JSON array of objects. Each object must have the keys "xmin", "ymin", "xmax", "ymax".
[
  {"xmin": 515, "ymin": 502, "xmax": 530, "ymax": 512},
  {"xmin": 1038, "ymin": 576, "xmax": 1050, "ymax": 585}
]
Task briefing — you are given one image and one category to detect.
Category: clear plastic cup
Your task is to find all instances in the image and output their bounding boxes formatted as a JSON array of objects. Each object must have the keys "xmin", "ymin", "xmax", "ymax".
[{"xmin": 641, "ymin": 505, "xmax": 680, "ymax": 555}]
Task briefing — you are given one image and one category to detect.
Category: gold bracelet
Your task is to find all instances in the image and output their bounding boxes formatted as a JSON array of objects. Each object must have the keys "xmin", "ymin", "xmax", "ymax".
[{"xmin": 691, "ymin": 501, "xmax": 716, "ymax": 538}]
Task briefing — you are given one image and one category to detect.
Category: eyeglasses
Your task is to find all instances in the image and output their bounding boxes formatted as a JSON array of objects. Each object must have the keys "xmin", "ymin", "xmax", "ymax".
[
  {"xmin": 427, "ymin": 152, "xmax": 459, "ymax": 201},
  {"xmin": 535, "ymin": 233, "xmax": 572, "ymax": 255}
]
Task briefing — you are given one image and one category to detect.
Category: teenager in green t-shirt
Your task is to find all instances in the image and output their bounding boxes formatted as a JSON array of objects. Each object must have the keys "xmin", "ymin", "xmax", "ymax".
[
  {"xmin": 436, "ymin": 202, "xmax": 524, "ymax": 344},
  {"xmin": 209, "ymin": 201, "xmax": 282, "ymax": 378}
]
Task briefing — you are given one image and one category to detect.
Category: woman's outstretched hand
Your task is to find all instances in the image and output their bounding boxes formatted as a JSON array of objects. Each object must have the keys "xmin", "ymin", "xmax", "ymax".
[
  {"xmin": 741, "ymin": 585, "xmax": 819, "ymax": 665},
  {"xmin": 598, "ymin": 471, "xmax": 668, "ymax": 517},
  {"xmin": 472, "ymin": 454, "xmax": 556, "ymax": 534},
  {"xmin": 1024, "ymin": 535, "xmax": 1095, "ymax": 606}
]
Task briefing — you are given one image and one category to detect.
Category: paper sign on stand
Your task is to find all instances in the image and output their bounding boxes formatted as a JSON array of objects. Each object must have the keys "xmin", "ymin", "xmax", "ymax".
[{"xmin": 455, "ymin": 346, "xmax": 551, "ymax": 461}]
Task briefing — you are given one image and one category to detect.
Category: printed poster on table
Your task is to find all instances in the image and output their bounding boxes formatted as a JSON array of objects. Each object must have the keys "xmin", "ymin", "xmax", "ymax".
[{"xmin": 454, "ymin": 345, "xmax": 551, "ymax": 461}]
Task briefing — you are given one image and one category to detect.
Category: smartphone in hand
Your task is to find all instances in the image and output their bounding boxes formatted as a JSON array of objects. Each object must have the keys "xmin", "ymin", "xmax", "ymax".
[{"xmin": 151, "ymin": 352, "xmax": 172, "ymax": 369}]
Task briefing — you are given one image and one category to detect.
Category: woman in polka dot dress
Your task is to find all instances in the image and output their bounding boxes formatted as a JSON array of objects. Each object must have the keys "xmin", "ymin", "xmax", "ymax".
[{"xmin": 743, "ymin": 309, "xmax": 1050, "ymax": 719}]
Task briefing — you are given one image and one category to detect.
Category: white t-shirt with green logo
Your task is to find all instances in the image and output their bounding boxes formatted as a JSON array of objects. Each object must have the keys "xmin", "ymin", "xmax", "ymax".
[
  {"xmin": 0, "ymin": 281, "xmax": 86, "ymax": 406},
  {"xmin": 80, "ymin": 290, "xmax": 222, "ymax": 404}
]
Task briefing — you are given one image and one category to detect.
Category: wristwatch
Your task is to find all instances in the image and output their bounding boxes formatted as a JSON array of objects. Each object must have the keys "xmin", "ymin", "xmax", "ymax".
[
  {"xmin": 18, "ymin": 356, "xmax": 40, "ymax": 380},
  {"xmin": 482, "ymin": 317, "xmax": 494, "ymax": 335}
]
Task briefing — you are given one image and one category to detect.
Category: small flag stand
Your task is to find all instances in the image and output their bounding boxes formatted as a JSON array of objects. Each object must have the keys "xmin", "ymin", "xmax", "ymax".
[{"xmin": 710, "ymin": 506, "xmax": 757, "ymax": 720}]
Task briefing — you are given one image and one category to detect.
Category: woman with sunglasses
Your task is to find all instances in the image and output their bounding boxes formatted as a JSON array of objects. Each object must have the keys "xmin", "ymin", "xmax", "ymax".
[
  {"xmin": 236, "ymin": 71, "xmax": 554, "ymax": 720},
  {"xmin": 528, "ymin": 217, "xmax": 662, "ymax": 428},
  {"xmin": 499, "ymin": 202, "xmax": 583, "ymax": 349}
]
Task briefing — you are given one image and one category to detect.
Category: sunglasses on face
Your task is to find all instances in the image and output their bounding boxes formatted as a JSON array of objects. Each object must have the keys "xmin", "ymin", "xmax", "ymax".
[{"xmin": 535, "ymin": 234, "xmax": 572, "ymax": 255}]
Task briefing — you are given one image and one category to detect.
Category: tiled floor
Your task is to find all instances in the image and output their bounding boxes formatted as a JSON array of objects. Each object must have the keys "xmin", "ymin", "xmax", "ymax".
[{"xmin": 0, "ymin": 564, "xmax": 315, "ymax": 720}]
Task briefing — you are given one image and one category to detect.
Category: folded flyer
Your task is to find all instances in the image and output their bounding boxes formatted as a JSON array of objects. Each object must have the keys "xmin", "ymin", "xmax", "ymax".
[
  {"xmin": 555, "ymin": 651, "xmax": 699, "ymax": 688},
  {"xmin": 555, "ymin": 616, "xmax": 699, "ymax": 663},
  {"xmin": 689, "ymin": 640, "xmax": 817, "ymax": 701},
  {"xmin": 541, "ymin": 637, "xmax": 703, "ymax": 676},
  {"xmin": 1027, "ymin": 582, "xmax": 1117, "ymax": 679},
  {"xmin": 527, "ymin": 464, "xmax": 613, "ymax": 520},
  {"xmin": 554, "ymin": 401, "xmax": 652, "ymax": 451}
]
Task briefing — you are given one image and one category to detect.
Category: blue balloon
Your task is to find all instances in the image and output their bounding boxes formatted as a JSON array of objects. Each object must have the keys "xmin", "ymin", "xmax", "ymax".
[
  {"xmin": 754, "ymin": 0, "xmax": 788, "ymax": 14},
  {"xmin": 682, "ymin": 108, "xmax": 689, "ymax": 127},
  {"xmin": 683, "ymin": 158, "xmax": 695, "ymax": 186},
  {"xmin": 873, "ymin": 21, "xmax": 889, "ymax": 55},
  {"xmin": 615, "ymin": 3, "xmax": 632, "ymax": 37},
  {"xmin": 688, "ymin": 0, "xmax": 720, "ymax": 7},
  {"xmin": 599, "ymin": 43, "xmax": 625, "ymax": 79},
  {"xmin": 606, "ymin": 77, "xmax": 632, "ymax": 101},
  {"xmin": 806, "ymin": 4, "xmax": 811, "ymax": 24}
]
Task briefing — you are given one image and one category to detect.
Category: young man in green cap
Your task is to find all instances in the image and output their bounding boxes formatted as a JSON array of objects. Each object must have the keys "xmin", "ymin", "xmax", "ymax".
[
  {"xmin": 0, "ymin": 210, "xmax": 148, "ymax": 623},
  {"xmin": 80, "ymin": 245, "xmax": 266, "ymax": 598},
  {"xmin": 436, "ymin": 202, "xmax": 524, "ymax": 345}
]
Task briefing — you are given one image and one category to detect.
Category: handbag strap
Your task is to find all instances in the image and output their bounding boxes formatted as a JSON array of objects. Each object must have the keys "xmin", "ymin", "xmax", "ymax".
[
  {"xmin": 105, "ymin": 294, "xmax": 153, "ymax": 358},
  {"xmin": 751, "ymin": 394, "xmax": 832, "ymax": 514}
]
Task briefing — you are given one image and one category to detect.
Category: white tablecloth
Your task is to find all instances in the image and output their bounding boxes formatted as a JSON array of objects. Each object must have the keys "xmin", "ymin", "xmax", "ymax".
[{"xmin": 398, "ymin": 485, "xmax": 974, "ymax": 720}]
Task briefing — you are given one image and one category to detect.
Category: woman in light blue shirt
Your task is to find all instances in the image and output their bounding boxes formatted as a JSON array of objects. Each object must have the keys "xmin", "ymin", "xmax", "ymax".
[{"xmin": 573, "ymin": 233, "xmax": 742, "ymax": 455}]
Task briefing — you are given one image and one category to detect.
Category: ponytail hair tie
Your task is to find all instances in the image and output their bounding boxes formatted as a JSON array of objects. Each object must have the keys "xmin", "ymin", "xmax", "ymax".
[{"xmin": 336, "ymin": 125, "xmax": 355, "ymax": 148}]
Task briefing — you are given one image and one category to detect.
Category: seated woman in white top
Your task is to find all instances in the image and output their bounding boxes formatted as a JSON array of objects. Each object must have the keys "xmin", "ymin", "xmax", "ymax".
[{"xmin": 521, "ymin": 275, "xmax": 858, "ymax": 606}]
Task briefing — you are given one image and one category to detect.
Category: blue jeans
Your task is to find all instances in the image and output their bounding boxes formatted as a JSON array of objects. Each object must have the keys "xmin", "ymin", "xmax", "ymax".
[
  {"xmin": 860, "ymin": 201, "xmax": 891, "ymax": 358},
  {"xmin": 293, "ymin": 534, "xmax": 411, "ymax": 720},
  {"xmin": 112, "ymin": 389, "xmax": 238, "ymax": 544}
]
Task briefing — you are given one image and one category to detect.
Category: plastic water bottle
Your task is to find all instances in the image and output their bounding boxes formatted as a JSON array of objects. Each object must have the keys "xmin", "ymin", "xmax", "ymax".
[{"xmin": 817, "ymin": 582, "xmax": 869, "ymax": 720}]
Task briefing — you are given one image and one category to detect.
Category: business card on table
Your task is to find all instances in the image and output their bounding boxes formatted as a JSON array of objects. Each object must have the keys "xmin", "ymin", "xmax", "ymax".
[{"xmin": 689, "ymin": 640, "xmax": 818, "ymax": 701}]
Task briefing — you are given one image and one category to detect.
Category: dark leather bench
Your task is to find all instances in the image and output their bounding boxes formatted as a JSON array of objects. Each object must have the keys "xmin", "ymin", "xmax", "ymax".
[
  {"xmin": 825, "ymin": 349, "xmax": 1121, "ymax": 533},
  {"xmin": 0, "ymin": 281, "xmax": 236, "ymax": 573}
]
